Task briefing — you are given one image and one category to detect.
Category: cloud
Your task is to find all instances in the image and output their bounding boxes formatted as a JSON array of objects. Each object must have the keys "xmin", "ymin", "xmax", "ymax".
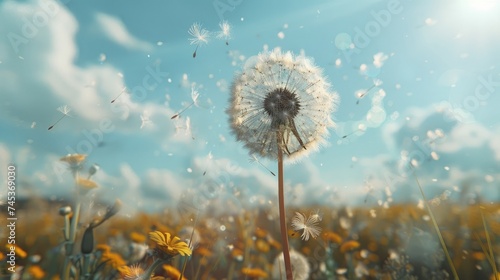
[
  {"xmin": 0, "ymin": 0, "xmax": 179, "ymax": 146},
  {"xmin": 94, "ymin": 13, "xmax": 153, "ymax": 52},
  {"xmin": 359, "ymin": 105, "xmax": 500, "ymax": 204}
]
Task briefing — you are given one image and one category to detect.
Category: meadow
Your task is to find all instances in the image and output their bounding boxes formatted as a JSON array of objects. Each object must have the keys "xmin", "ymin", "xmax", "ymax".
[{"xmin": 1, "ymin": 189, "xmax": 499, "ymax": 280}]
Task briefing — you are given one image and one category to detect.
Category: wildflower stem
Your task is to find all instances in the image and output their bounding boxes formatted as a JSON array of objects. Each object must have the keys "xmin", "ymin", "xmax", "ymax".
[
  {"xmin": 480, "ymin": 208, "xmax": 498, "ymax": 279},
  {"xmin": 277, "ymin": 133, "xmax": 293, "ymax": 280},
  {"xmin": 62, "ymin": 171, "xmax": 82, "ymax": 280},
  {"xmin": 143, "ymin": 258, "xmax": 165, "ymax": 280},
  {"xmin": 413, "ymin": 172, "xmax": 459, "ymax": 280}
]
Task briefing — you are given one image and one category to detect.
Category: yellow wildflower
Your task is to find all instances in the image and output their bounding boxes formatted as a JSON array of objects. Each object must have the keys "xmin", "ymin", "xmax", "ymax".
[
  {"xmin": 163, "ymin": 264, "xmax": 187, "ymax": 280},
  {"xmin": 28, "ymin": 265, "xmax": 45, "ymax": 279},
  {"xmin": 60, "ymin": 154, "xmax": 87, "ymax": 165},
  {"xmin": 241, "ymin": 267, "xmax": 268, "ymax": 278},
  {"xmin": 130, "ymin": 231, "xmax": 147, "ymax": 243},
  {"xmin": 149, "ymin": 231, "xmax": 192, "ymax": 257},
  {"xmin": 77, "ymin": 178, "xmax": 98, "ymax": 190},
  {"xmin": 340, "ymin": 240, "xmax": 361, "ymax": 254}
]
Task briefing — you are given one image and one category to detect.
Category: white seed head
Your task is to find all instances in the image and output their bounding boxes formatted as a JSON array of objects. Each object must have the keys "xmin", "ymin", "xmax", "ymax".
[{"xmin": 227, "ymin": 48, "xmax": 339, "ymax": 162}]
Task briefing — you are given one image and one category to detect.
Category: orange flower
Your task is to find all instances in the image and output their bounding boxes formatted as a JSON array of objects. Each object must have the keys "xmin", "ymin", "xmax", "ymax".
[
  {"xmin": 130, "ymin": 231, "xmax": 147, "ymax": 243},
  {"xmin": 340, "ymin": 240, "xmax": 360, "ymax": 253},
  {"xmin": 163, "ymin": 264, "xmax": 187, "ymax": 280},
  {"xmin": 28, "ymin": 265, "xmax": 45, "ymax": 279},
  {"xmin": 255, "ymin": 227, "xmax": 268, "ymax": 238},
  {"xmin": 96, "ymin": 244, "xmax": 111, "ymax": 254},
  {"xmin": 241, "ymin": 267, "xmax": 268, "ymax": 278},
  {"xmin": 77, "ymin": 178, "xmax": 98, "ymax": 190},
  {"xmin": 255, "ymin": 239, "xmax": 270, "ymax": 253},
  {"xmin": 101, "ymin": 251, "xmax": 126, "ymax": 269},
  {"xmin": 60, "ymin": 154, "xmax": 86, "ymax": 166},
  {"xmin": 149, "ymin": 231, "xmax": 192, "ymax": 257},
  {"xmin": 4, "ymin": 245, "xmax": 27, "ymax": 258},
  {"xmin": 322, "ymin": 231, "xmax": 343, "ymax": 244},
  {"xmin": 195, "ymin": 246, "xmax": 213, "ymax": 257}
]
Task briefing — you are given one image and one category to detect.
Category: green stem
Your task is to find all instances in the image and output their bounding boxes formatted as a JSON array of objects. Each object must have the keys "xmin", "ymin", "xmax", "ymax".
[
  {"xmin": 413, "ymin": 172, "xmax": 459, "ymax": 280},
  {"xmin": 277, "ymin": 133, "xmax": 293, "ymax": 280},
  {"xmin": 62, "ymin": 172, "xmax": 82, "ymax": 280},
  {"xmin": 143, "ymin": 258, "xmax": 165, "ymax": 280}
]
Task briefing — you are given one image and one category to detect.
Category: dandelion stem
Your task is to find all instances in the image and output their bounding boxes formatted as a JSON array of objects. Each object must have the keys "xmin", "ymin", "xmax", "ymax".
[
  {"xmin": 413, "ymin": 171, "xmax": 459, "ymax": 280},
  {"xmin": 277, "ymin": 132, "xmax": 293, "ymax": 280},
  {"xmin": 48, "ymin": 115, "xmax": 66, "ymax": 130},
  {"xmin": 171, "ymin": 101, "xmax": 195, "ymax": 119}
]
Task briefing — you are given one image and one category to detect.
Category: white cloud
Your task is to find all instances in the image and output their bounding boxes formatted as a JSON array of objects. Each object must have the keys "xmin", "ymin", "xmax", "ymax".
[
  {"xmin": 94, "ymin": 13, "xmax": 153, "ymax": 52},
  {"xmin": 0, "ymin": 0, "xmax": 177, "ymax": 139},
  {"xmin": 360, "ymin": 105, "xmax": 500, "ymax": 204}
]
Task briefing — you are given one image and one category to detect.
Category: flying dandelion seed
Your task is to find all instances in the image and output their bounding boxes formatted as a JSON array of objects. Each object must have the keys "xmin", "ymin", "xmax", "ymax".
[
  {"xmin": 48, "ymin": 105, "xmax": 71, "ymax": 130},
  {"xmin": 171, "ymin": 85, "xmax": 201, "ymax": 119},
  {"xmin": 227, "ymin": 48, "xmax": 339, "ymax": 162},
  {"xmin": 140, "ymin": 111, "xmax": 152, "ymax": 129},
  {"xmin": 216, "ymin": 20, "xmax": 231, "ymax": 45},
  {"xmin": 188, "ymin": 22, "xmax": 210, "ymax": 58},
  {"xmin": 248, "ymin": 154, "xmax": 276, "ymax": 176},
  {"xmin": 356, "ymin": 79, "xmax": 382, "ymax": 105},
  {"xmin": 111, "ymin": 86, "xmax": 128, "ymax": 103},
  {"xmin": 291, "ymin": 212, "xmax": 322, "ymax": 241},
  {"xmin": 171, "ymin": 86, "xmax": 199, "ymax": 119}
]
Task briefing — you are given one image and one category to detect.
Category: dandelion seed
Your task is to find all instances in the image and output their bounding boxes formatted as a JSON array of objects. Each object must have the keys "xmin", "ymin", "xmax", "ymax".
[
  {"xmin": 356, "ymin": 79, "xmax": 383, "ymax": 105},
  {"xmin": 188, "ymin": 22, "xmax": 210, "ymax": 58},
  {"xmin": 140, "ymin": 111, "xmax": 152, "ymax": 129},
  {"xmin": 248, "ymin": 154, "xmax": 276, "ymax": 176},
  {"xmin": 171, "ymin": 85, "xmax": 200, "ymax": 119},
  {"xmin": 291, "ymin": 212, "xmax": 322, "ymax": 241},
  {"xmin": 111, "ymin": 86, "xmax": 128, "ymax": 103},
  {"xmin": 48, "ymin": 105, "xmax": 71, "ymax": 130},
  {"xmin": 216, "ymin": 20, "xmax": 231, "ymax": 45},
  {"xmin": 227, "ymin": 48, "xmax": 339, "ymax": 162}
]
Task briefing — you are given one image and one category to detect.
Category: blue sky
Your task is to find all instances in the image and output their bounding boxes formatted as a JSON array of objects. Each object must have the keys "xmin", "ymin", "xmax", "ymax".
[{"xmin": 1, "ymin": 0, "xmax": 499, "ymax": 213}]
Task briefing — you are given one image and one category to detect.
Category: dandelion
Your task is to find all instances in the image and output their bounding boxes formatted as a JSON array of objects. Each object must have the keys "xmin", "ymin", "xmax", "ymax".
[
  {"xmin": 291, "ymin": 212, "xmax": 322, "ymax": 241},
  {"xmin": 48, "ymin": 105, "xmax": 72, "ymax": 130},
  {"xmin": 188, "ymin": 22, "xmax": 210, "ymax": 58},
  {"xmin": 227, "ymin": 48, "xmax": 338, "ymax": 161},
  {"xmin": 227, "ymin": 48, "xmax": 339, "ymax": 280},
  {"xmin": 111, "ymin": 86, "xmax": 128, "ymax": 103},
  {"xmin": 216, "ymin": 20, "xmax": 231, "ymax": 45},
  {"xmin": 272, "ymin": 250, "xmax": 311, "ymax": 280},
  {"xmin": 149, "ymin": 231, "xmax": 192, "ymax": 258},
  {"xmin": 119, "ymin": 264, "xmax": 145, "ymax": 280}
]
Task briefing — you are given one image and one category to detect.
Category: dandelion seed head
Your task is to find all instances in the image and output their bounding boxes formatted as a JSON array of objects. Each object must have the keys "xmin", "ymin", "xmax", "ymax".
[
  {"xmin": 272, "ymin": 250, "xmax": 311, "ymax": 280},
  {"xmin": 227, "ymin": 48, "xmax": 339, "ymax": 162},
  {"xmin": 188, "ymin": 22, "xmax": 210, "ymax": 46}
]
